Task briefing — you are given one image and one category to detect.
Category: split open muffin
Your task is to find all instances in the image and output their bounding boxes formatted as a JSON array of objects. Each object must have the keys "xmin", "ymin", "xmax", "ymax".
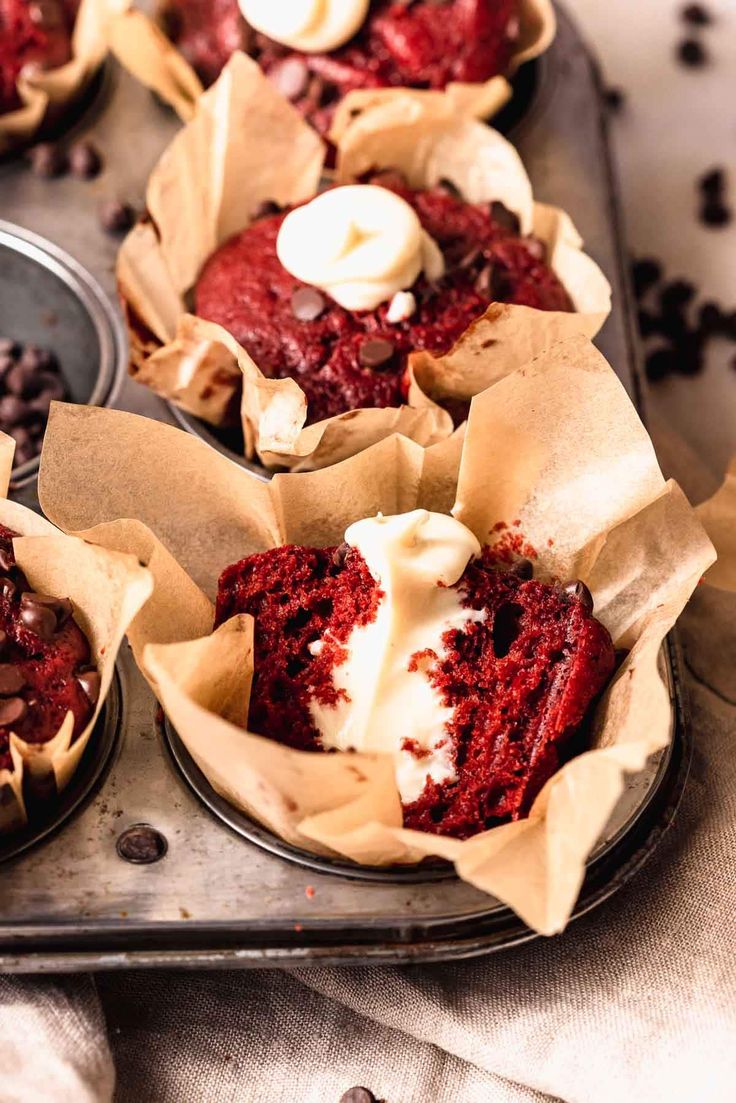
[
  {"xmin": 164, "ymin": 0, "xmax": 549, "ymax": 135},
  {"xmin": 216, "ymin": 509, "xmax": 615, "ymax": 838}
]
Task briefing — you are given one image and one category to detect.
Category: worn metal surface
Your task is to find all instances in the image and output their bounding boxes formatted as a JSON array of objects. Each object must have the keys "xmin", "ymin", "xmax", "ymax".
[{"xmin": 0, "ymin": 4, "xmax": 685, "ymax": 970}]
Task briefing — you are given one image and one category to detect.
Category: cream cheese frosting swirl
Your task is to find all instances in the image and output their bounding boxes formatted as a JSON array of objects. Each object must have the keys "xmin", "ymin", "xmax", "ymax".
[
  {"xmin": 309, "ymin": 510, "xmax": 485, "ymax": 804},
  {"xmin": 276, "ymin": 185, "xmax": 445, "ymax": 312},
  {"xmin": 238, "ymin": 0, "xmax": 370, "ymax": 53}
]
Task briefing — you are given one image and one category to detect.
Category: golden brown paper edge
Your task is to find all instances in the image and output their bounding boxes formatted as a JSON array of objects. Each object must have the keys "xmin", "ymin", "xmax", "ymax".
[{"xmin": 116, "ymin": 60, "xmax": 608, "ymax": 471}]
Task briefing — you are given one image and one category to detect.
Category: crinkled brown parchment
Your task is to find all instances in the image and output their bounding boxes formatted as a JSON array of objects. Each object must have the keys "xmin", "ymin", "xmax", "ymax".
[
  {"xmin": 38, "ymin": 335, "xmax": 714, "ymax": 933},
  {"xmin": 118, "ymin": 53, "xmax": 611, "ymax": 472}
]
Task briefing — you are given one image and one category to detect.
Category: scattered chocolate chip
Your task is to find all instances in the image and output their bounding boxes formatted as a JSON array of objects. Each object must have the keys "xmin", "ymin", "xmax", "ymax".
[
  {"xmin": 603, "ymin": 86, "xmax": 625, "ymax": 112},
  {"xmin": 0, "ymin": 665, "xmax": 26, "ymax": 696},
  {"xmin": 700, "ymin": 200, "xmax": 731, "ymax": 227},
  {"xmin": 699, "ymin": 167, "xmax": 725, "ymax": 196},
  {"xmin": 291, "ymin": 287, "xmax": 326, "ymax": 322},
  {"xmin": 332, "ymin": 542, "xmax": 349, "ymax": 568},
  {"xmin": 681, "ymin": 3, "xmax": 711, "ymax": 25},
  {"xmin": 358, "ymin": 338, "xmax": 395, "ymax": 370},
  {"xmin": 637, "ymin": 309, "xmax": 660, "ymax": 338},
  {"xmin": 698, "ymin": 301, "xmax": 725, "ymax": 334},
  {"xmin": 0, "ymin": 696, "xmax": 27, "ymax": 727},
  {"xmin": 99, "ymin": 200, "xmax": 136, "ymax": 234},
  {"xmin": 677, "ymin": 38, "xmax": 707, "ymax": 66},
  {"xmin": 339, "ymin": 1090, "xmax": 376, "ymax": 1103},
  {"xmin": 631, "ymin": 257, "xmax": 662, "ymax": 299},
  {"xmin": 660, "ymin": 279, "xmax": 695, "ymax": 315},
  {"xmin": 489, "ymin": 201, "xmax": 521, "ymax": 235},
  {"xmin": 68, "ymin": 140, "xmax": 102, "ymax": 179},
  {"xmin": 562, "ymin": 579, "xmax": 594, "ymax": 613},
  {"xmin": 645, "ymin": 347, "xmax": 678, "ymax": 382},
  {"xmin": 28, "ymin": 142, "xmax": 68, "ymax": 178},
  {"xmin": 509, "ymin": 558, "xmax": 534, "ymax": 580},
  {"xmin": 269, "ymin": 57, "xmax": 309, "ymax": 101},
  {"xmin": 19, "ymin": 596, "xmax": 58, "ymax": 640},
  {"xmin": 77, "ymin": 668, "xmax": 101, "ymax": 706},
  {"xmin": 116, "ymin": 823, "xmax": 168, "ymax": 864},
  {"xmin": 0, "ymin": 339, "xmax": 18, "ymax": 358}
]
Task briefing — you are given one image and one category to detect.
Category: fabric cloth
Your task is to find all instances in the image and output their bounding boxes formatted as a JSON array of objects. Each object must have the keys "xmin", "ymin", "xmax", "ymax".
[{"xmin": 2, "ymin": 2, "xmax": 736, "ymax": 1101}]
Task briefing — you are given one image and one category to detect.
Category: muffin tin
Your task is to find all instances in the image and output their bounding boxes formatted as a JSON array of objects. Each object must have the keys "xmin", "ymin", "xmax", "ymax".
[{"xmin": 0, "ymin": 4, "xmax": 687, "ymax": 970}]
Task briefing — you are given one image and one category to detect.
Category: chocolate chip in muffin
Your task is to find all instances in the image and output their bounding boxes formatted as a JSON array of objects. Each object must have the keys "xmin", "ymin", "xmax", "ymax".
[
  {"xmin": 291, "ymin": 287, "xmax": 326, "ymax": 322},
  {"xmin": 490, "ymin": 201, "xmax": 521, "ymax": 235},
  {"xmin": 339, "ymin": 1090, "xmax": 377, "ymax": 1103},
  {"xmin": 358, "ymin": 338, "xmax": 396, "ymax": 370},
  {"xmin": 269, "ymin": 57, "xmax": 309, "ymax": 101}
]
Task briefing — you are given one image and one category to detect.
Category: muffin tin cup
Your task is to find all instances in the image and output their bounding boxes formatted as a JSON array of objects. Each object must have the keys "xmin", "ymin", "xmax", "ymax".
[
  {"xmin": 0, "ymin": 220, "xmax": 126, "ymax": 490},
  {"xmin": 0, "ymin": 668, "xmax": 123, "ymax": 864}
]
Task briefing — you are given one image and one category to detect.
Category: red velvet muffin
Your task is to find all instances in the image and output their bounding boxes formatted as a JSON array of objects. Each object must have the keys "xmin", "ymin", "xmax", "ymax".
[
  {"xmin": 0, "ymin": 523, "xmax": 98, "ymax": 773},
  {"xmin": 215, "ymin": 530, "xmax": 615, "ymax": 839},
  {"xmin": 195, "ymin": 175, "xmax": 573, "ymax": 425},
  {"xmin": 0, "ymin": 0, "xmax": 78, "ymax": 114},
  {"xmin": 167, "ymin": 0, "xmax": 522, "ymax": 136}
]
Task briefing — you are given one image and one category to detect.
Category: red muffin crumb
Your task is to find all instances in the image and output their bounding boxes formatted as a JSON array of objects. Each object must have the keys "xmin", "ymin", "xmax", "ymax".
[
  {"xmin": 0, "ymin": 523, "xmax": 96, "ymax": 774},
  {"xmin": 215, "ymin": 541, "xmax": 615, "ymax": 838},
  {"xmin": 168, "ymin": 0, "xmax": 521, "ymax": 135},
  {"xmin": 196, "ymin": 177, "xmax": 573, "ymax": 424},
  {"xmin": 0, "ymin": 0, "xmax": 77, "ymax": 114}
]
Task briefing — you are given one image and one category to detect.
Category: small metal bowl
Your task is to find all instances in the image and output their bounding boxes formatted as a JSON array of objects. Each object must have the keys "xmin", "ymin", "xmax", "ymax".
[{"xmin": 0, "ymin": 220, "xmax": 126, "ymax": 490}]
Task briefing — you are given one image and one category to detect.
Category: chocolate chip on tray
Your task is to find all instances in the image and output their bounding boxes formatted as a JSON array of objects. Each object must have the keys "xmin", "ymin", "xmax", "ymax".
[
  {"xmin": 99, "ymin": 200, "xmax": 136, "ymax": 234},
  {"xmin": 603, "ymin": 86, "xmax": 626, "ymax": 112},
  {"xmin": 68, "ymin": 140, "xmax": 103, "ymax": 180},
  {"xmin": 28, "ymin": 142, "xmax": 68, "ymax": 178}
]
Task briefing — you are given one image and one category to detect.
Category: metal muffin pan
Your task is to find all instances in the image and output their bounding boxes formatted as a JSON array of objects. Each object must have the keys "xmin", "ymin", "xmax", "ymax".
[{"xmin": 0, "ymin": 4, "xmax": 685, "ymax": 969}]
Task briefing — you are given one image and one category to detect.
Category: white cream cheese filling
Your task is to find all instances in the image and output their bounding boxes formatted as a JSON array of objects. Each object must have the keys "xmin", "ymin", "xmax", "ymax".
[
  {"xmin": 239, "ymin": 0, "xmax": 370, "ymax": 54},
  {"xmin": 308, "ymin": 510, "xmax": 484, "ymax": 803},
  {"xmin": 276, "ymin": 185, "xmax": 445, "ymax": 313}
]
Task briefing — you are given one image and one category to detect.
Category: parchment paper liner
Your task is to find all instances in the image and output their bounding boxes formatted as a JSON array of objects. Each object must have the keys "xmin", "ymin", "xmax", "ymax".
[
  {"xmin": 0, "ymin": 434, "xmax": 152, "ymax": 834},
  {"xmin": 119, "ymin": 53, "xmax": 611, "ymax": 472},
  {"xmin": 38, "ymin": 334, "xmax": 714, "ymax": 933},
  {"xmin": 0, "ymin": 0, "xmax": 114, "ymax": 155},
  {"xmin": 106, "ymin": 0, "xmax": 555, "ymax": 125}
]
